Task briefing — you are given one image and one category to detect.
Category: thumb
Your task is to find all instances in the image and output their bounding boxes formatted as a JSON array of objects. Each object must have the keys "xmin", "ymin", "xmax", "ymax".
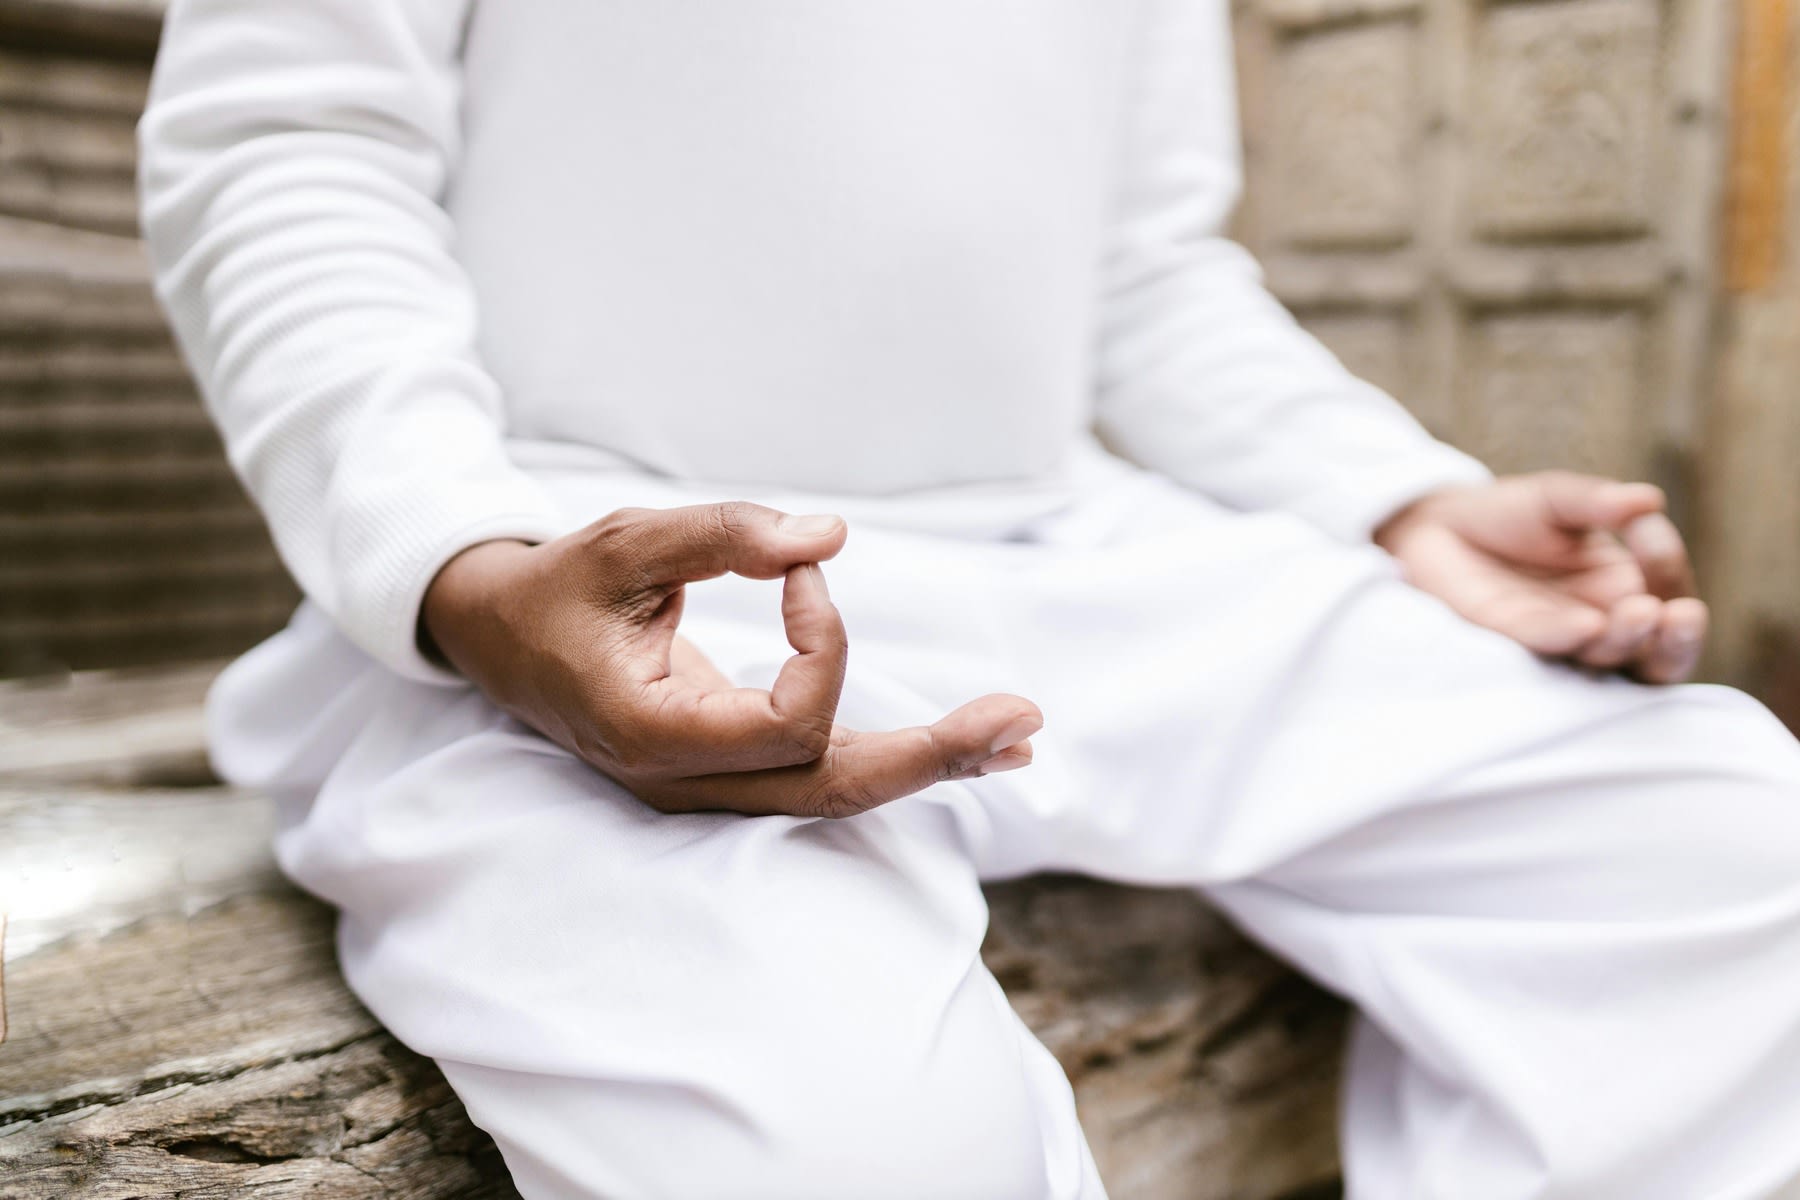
[
  {"xmin": 589, "ymin": 502, "xmax": 849, "ymax": 588},
  {"xmin": 1536, "ymin": 471, "xmax": 1666, "ymax": 534}
]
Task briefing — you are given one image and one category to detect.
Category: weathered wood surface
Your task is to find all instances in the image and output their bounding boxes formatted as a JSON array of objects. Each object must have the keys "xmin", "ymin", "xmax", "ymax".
[{"xmin": 0, "ymin": 665, "xmax": 1345, "ymax": 1198}]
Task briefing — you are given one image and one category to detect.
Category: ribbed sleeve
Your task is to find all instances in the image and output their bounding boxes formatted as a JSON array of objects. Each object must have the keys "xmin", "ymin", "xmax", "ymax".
[
  {"xmin": 1094, "ymin": 0, "xmax": 1492, "ymax": 542},
  {"xmin": 138, "ymin": 0, "xmax": 568, "ymax": 682}
]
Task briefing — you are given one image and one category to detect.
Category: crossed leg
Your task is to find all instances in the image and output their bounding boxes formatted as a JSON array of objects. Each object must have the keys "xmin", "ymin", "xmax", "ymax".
[
  {"xmin": 221, "ymin": 475, "xmax": 1800, "ymax": 1199},
  {"xmin": 251, "ymin": 665, "xmax": 1104, "ymax": 1200}
]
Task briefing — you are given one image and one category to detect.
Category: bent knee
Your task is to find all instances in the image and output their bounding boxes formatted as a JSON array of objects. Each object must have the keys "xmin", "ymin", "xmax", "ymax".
[{"xmin": 444, "ymin": 1020, "xmax": 1076, "ymax": 1200}]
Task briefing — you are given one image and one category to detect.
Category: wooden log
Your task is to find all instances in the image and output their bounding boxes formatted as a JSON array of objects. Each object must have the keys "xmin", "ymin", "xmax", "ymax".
[
  {"xmin": 0, "ymin": 666, "xmax": 1344, "ymax": 1198},
  {"xmin": 0, "ymin": 891, "xmax": 523, "ymax": 1199}
]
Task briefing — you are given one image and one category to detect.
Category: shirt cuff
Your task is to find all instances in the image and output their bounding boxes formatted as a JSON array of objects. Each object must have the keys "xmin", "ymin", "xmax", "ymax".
[{"xmin": 334, "ymin": 474, "xmax": 572, "ymax": 686}]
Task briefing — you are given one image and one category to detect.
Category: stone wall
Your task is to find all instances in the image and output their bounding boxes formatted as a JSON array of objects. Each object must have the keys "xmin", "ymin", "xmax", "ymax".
[
  {"xmin": 1233, "ymin": 0, "xmax": 1800, "ymax": 726},
  {"xmin": 1234, "ymin": 0, "xmax": 1726, "ymax": 491}
]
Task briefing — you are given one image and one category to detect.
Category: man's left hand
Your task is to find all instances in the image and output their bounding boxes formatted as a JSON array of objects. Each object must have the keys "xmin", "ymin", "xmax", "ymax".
[{"xmin": 1374, "ymin": 472, "xmax": 1708, "ymax": 684}]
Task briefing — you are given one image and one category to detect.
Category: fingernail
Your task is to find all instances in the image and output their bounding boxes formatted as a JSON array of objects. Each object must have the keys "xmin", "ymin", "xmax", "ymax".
[
  {"xmin": 976, "ymin": 752, "xmax": 1029, "ymax": 775},
  {"xmin": 989, "ymin": 714, "xmax": 1042, "ymax": 754},
  {"xmin": 803, "ymin": 562, "xmax": 830, "ymax": 599},
  {"xmin": 781, "ymin": 513, "xmax": 843, "ymax": 538},
  {"xmin": 1625, "ymin": 509, "xmax": 1671, "ymax": 541}
]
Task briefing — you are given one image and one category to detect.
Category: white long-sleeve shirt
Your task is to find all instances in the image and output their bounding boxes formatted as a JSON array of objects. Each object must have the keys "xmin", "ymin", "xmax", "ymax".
[{"xmin": 139, "ymin": 0, "xmax": 1489, "ymax": 682}]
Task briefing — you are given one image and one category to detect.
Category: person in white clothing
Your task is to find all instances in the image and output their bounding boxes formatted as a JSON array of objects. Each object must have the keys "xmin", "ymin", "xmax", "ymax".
[{"xmin": 138, "ymin": 1, "xmax": 1800, "ymax": 1197}]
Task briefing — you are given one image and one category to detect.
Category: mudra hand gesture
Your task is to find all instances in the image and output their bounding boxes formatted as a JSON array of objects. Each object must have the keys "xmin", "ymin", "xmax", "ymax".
[{"xmin": 423, "ymin": 502, "xmax": 1042, "ymax": 817}]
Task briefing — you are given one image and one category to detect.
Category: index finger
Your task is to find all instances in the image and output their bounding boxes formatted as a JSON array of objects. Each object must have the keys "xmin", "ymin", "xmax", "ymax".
[
  {"xmin": 644, "ymin": 561, "xmax": 849, "ymax": 769},
  {"xmin": 588, "ymin": 502, "xmax": 848, "ymax": 593},
  {"xmin": 595, "ymin": 562, "xmax": 848, "ymax": 778},
  {"xmin": 1537, "ymin": 472, "xmax": 1667, "ymax": 533}
]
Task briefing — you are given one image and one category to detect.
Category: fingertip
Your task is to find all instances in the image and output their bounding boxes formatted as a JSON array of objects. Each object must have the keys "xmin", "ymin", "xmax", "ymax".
[
  {"xmin": 983, "ymin": 696, "xmax": 1043, "ymax": 754},
  {"xmin": 1543, "ymin": 474, "xmax": 1663, "ymax": 530},
  {"xmin": 776, "ymin": 512, "xmax": 849, "ymax": 558},
  {"xmin": 1587, "ymin": 482, "xmax": 1664, "ymax": 532},
  {"xmin": 1666, "ymin": 594, "xmax": 1708, "ymax": 624},
  {"xmin": 1622, "ymin": 510, "xmax": 1683, "ymax": 557},
  {"xmin": 1575, "ymin": 593, "xmax": 1662, "ymax": 669},
  {"xmin": 1639, "ymin": 598, "xmax": 1707, "ymax": 684},
  {"xmin": 784, "ymin": 560, "xmax": 832, "ymax": 602},
  {"xmin": 1664, "ymin": 596, "xmax": 1709, "ymax": 648},
  {"xmin": 1607, "ymin": 481, "xmax": 1665, "ymax": 510}
]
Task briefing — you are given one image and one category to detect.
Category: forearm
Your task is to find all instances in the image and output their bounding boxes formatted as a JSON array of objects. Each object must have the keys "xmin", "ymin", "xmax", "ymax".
[
  {"xmin": 1096, "ymin": 238, "xmax": 1491, "ymax": 540},
  {"xmin": 1093, "ymin": 0, "xmax": 1488, "ymax": 541},
  {"xmin": 140, "ymin": 0, "xmax": 565, "ymax": 680}
]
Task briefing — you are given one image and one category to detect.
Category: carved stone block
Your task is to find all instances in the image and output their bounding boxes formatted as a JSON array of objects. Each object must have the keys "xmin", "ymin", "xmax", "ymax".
[
  {"xmin": 1469, "ymin": 0, "xmax": 1661, "ymax": 239},
  {"xmin": 1269, "ymin": 22, "xmax": 1418, "ymax": 248},
  {"xmin": 1459, "ymin": 311, "xmax": 1645, "ymax": 478}
]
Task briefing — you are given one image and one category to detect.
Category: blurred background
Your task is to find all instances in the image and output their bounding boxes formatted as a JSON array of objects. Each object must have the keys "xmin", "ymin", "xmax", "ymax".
[{"xmin": 2, "ymin": 0, "xmax": 1796, "ymax": 727}]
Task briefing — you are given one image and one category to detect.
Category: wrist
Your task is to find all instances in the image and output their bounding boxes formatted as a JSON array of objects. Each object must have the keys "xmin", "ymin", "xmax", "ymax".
[
  {"xmin": 419, "ymin": 538, "xmax": 539, "ymax": 670},
  {"xmin": 1373, "ymin": 487, "xmax": 1468, "ymax": 553}
]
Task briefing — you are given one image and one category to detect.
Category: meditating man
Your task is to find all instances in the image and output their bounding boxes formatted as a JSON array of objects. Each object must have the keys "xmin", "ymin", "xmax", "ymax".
[{"xmin": 139, "ymin": 1, "xmax": 1800, "ymax": 1196}]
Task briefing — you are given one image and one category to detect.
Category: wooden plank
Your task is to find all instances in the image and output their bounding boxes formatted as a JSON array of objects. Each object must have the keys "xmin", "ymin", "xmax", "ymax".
[
  {"xmin": 0, "ymin": 159, "xmax": 140, "ymax": 237},
  {"xmin": 0, "ymin": 510, "xmax": 272, "ymax": 564},
  {"xmin": 0, "ymin": 458, "xmax": 249, "ymax": 514},
  {"xmin": 0, "ymin": 343, "xmax": 190, "ymax": 390},
  {"xmin": 0, "ymin": 215, "xmax": 148, "ymax": 281},
  {"xmin": 0, "ymin": 605, "xmax": 293, "ymax": 678},
  {"xmin": 0, "ymin": 47, "xmax": 151, "ymax": 115},
  {"xmin": 0, "ymin": 554, "xmax": 283, "ymax": 586},
  {"xmin": 0, "ymin": 105, "xmax": 138, "ymax": 174},
  {"xmin": 0, "ymin": 602, "xmax": 294, "ymax": 644},
  {"xmin": 0, "ymin": 281, "xmax": 168, "ymax": 336},
  {"xmin": 0, "ymin": 659, "xmax": 218, "ymax": 786},
  {"xmin": 0, "ymin": 656, "xmax": 220, "ymax": 728}
]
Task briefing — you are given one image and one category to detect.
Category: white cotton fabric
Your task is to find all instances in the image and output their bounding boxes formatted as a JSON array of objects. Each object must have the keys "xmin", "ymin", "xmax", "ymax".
[
  {"xmin": 214, "ymin": 466, "xmax": 1800, "ymax": 1200},
  {"xmin": 137, "ymin": 0, "xmax": 1488, "ymax": 683},
  {"xmin": 138, "ymin": 0, "xmax": 1800, "ymax": 1195}
]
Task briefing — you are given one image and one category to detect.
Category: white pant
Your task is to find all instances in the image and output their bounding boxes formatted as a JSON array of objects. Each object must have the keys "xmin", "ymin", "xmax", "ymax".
[{"xmin": 211, "ymin": 464, "xmax": 1800, "ymax": 1199}]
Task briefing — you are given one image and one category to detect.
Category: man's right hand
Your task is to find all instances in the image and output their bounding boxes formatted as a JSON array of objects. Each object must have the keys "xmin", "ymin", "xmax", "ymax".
[{"xmin": 421, "ymin": 502, "xmax": 1042, "ymax": 818}]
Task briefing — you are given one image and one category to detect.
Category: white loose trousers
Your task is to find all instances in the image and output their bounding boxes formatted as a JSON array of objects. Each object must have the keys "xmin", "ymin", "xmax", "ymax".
[{"xmin": 211, "ymin": 460, "xmax": 1800, "ymax": 1200}]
